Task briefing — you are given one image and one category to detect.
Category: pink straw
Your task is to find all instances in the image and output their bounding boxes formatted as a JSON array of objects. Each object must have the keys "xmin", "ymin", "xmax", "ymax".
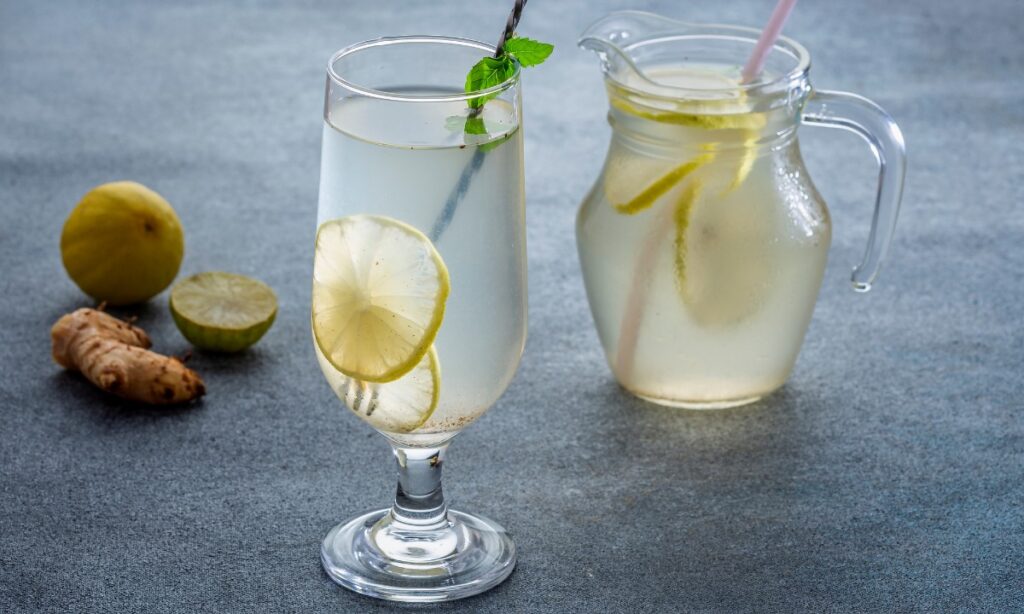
[{"xmin": 740, "ymin": 0, "xmax": 799, "ymax": 83}]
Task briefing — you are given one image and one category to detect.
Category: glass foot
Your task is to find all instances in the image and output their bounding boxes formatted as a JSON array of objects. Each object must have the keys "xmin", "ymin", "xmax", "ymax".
[{"xmin": 321, "ymin": 508, "xmax": 516, "ymax": 603}]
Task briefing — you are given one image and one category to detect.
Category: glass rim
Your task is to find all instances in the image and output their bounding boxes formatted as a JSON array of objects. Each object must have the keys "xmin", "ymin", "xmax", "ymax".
[{"xmin": 327, "ymin": 35, "xmax": 521, "ymax": 103}]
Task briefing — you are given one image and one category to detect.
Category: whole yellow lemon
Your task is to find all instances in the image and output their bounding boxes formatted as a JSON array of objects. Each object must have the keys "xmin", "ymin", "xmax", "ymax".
[{"xmin": 61, "ymin": 181, "xmax": 185, "ymax": 305}]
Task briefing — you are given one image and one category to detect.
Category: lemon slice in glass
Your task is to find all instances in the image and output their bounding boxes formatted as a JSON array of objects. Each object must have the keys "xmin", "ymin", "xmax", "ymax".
[
  {"xmin": 315, "ymin": 341, "xmax": 440, "ymax": 434},
  {"xmin": 170, "ymin": 272, "xmax": 278, "ymax": 352},
  {"xmin": 312, "ymin": 215, "xmax": 449, "ymax": 383}
]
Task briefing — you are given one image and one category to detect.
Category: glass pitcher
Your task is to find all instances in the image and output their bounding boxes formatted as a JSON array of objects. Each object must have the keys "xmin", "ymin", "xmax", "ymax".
[{"xmin": 576, "ymin": 11, "xmax": 905, "ymax": 409}]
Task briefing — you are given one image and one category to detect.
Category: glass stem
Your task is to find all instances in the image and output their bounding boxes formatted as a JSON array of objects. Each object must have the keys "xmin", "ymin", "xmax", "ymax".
[{"xmin": 389, "ymin": 444, "xmax": 450, "ymax": 531}]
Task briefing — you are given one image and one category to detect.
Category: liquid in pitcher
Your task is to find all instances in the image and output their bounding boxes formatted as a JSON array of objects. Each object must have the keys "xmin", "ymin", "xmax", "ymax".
[{"xmin": 577, "ymin": 63, "xmax": 831, "ymax": 408}]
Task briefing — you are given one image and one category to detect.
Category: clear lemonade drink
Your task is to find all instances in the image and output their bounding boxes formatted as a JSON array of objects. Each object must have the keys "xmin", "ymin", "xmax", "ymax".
[
  {"xmin": 316, "ymin": 94, "xmax": 527, "ymax": 446},
  {"xmin": 577, "ymin": 63, "xmax": 831, "ymax": 408}
]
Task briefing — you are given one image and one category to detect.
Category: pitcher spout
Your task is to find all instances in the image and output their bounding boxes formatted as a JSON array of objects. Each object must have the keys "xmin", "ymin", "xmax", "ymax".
[
  {"xmin": 578, "ymin": 10, "xmax": 689, "ymax": 50},
  {"xmin": 578, "ymin": 11, "xmax": 688, "ymax": 80}
]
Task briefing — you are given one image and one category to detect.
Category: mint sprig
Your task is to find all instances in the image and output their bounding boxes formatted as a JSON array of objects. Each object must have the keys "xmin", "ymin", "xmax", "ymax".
[
  {"xmin": 502, "ymin": 37, "xmax": 554, "ymax": 67},
  {"xmin": 465, "ymin": 57, "xmax": 515, "ymax": 109},
  {"xmin": 464, "ymin": 36, "xmax": 553, "ymax": 109}
]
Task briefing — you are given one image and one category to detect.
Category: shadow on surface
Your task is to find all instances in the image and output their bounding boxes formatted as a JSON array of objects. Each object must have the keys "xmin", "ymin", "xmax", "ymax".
[
  {"xmin": 596, "ymin": 379, "xmax": 813, "ymax": 456},
  {"xmin": 45, "ymin": 297, "xmax": 165, "ymax": 327},
  {"xmin": 189, "ymin": 345, "xmax": 277, "ymax": 374},
  {"xmin": 556, "ymin": 380, "xmax": 837, "ymax": 607},
  {"xmin": 581, "ymin": 384, "xmax": 843, "ymax": 605},
  {"xmin": 49, "ymin": 370, "xmax": 204, "ymax": 422}
]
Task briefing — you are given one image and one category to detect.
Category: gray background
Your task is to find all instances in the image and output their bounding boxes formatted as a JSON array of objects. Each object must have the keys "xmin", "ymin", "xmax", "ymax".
[{"xmin": 1, "ymin": 0, "xmax": 1021, "ymax": 612}]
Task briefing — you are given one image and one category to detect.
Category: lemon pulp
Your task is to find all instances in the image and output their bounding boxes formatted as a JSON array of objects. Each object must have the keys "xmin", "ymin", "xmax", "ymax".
[
  {"xmin": 315, "ymin": 342, "xmax": 440, "ymax": 433},
  {"xmin": 312, "ymin": 214, "xmax": 449, "ymax": 384}
]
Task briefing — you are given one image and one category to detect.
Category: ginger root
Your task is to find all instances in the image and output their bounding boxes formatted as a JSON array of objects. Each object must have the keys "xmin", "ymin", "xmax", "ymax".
[{"xmin": 51, "ymin": 308, "xmax": 205, "ymax": 404}]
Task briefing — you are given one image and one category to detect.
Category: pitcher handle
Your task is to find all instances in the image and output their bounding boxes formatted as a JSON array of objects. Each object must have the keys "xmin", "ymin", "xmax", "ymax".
[{"xmin": 802, "ymin": 90, "xmax": 907, "ymax": 292}]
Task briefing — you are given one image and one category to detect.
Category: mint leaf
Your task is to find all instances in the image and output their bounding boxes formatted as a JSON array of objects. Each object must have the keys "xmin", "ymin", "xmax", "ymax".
[
  {"xmin": 503, "ymin": 36, "xmax": 554, "ymax": 67},
  {"xmin": 462, "ymin": 36, "xmax": 554, "ymax": 109},
  {"xmin": 465, "ymin": 56, "xmax": 515, "ymax": 108},
  {"xmin": 464, "ymin": 116, "xmax": 487, "ymax": 135}
]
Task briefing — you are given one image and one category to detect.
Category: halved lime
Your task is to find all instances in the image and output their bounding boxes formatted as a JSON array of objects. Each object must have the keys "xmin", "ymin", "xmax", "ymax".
[
  {"xmin": 315, "ymin": 341, "xmax": 440, "ymax": 434},
  {"xmin": 312, "ymin": 215, "xmax": 449, "ymax": 383},
  {"xmin": 170, "ymin": 272, "xmax": 277, "ymax": 352}
]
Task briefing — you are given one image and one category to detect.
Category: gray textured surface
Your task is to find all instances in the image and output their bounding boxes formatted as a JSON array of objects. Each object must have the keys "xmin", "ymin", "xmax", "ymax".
[{"xmin": 1, "ymin": 0, "xmax": 1022, "ymax": 612}]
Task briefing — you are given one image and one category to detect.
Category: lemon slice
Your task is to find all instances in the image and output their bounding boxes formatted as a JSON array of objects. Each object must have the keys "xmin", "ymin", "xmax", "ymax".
[
  {"xmin": 315, "ymin": 341, "xmax": 440, "ymax": 433},
  {"xmin": 673, "ymin": 180, "xmax": 776, "ymax": 327},
  {"xmin": 608, "ymin": 91, "xmax": 772, "ymax": 329},
  {"xmin": 609, "ymin": 97, "xmax": 768, "ymax": 131},
  {"xmin": 727, "ymin": 130, "xmax": 758, "ymax": 193},
  {"xmin": 606, "ymin": 95, "xmax": 766, "ymax": 207},
  {"xmin": 170, "ymin": 272, "xmax": 278, "ymax": 352},
  {"xmin": 605, "ymin": 151, "xmax": 714, "ymax": 215},
  {"xmin": 312, "ymin": 215, "xmax": 449, "ymax": 383}
]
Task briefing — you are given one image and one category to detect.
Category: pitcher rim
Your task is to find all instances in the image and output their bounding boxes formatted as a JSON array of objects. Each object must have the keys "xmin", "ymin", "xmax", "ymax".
[{"xmin": 579, "ymin": 10, "xmax": 811, "ymax": 97}]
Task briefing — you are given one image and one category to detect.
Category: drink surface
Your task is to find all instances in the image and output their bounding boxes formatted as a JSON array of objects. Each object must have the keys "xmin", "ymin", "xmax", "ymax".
[
  {"xmin": 618, "ymin": 62, "xmax": 746, "ymax": 94},
  {"xmin": 578, "ymin": 63, "xmax": 831, "ymax": 407},
  {"xmin": 317, "ymin": 93, "xmax": 526, "ymax": 444}
]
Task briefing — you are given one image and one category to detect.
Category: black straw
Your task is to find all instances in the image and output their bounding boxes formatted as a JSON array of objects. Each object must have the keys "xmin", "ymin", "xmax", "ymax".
[
  {"xmin": 495, "ymin": 0, "xmax": 528, "ymax": 57},
  {"xmin": 428, "ymin": 0, "xmax": 528, "ymax": 242}
]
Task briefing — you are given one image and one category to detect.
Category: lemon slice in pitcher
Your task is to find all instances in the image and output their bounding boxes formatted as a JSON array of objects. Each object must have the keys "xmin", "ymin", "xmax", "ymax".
[
  {"xmin": 673, "ymin": 180, "xmax": 776, "ymax": 327},
  {"xmin": 312, "ymin": 214, "xmax": 449, "ymax": 383},
  {"xmin": 315, "ymin": 341, "xmax": 440, "ymax": 433},
  {"xmin": 604, "ymin": 151, "xmax": 715, "ymax": 215},
  {"xmin": 605, "ymin": 92, "xmax": 766, "ymax": 215}
]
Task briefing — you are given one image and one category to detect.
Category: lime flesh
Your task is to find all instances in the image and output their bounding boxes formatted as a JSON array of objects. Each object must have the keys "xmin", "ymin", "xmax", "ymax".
[{"xmin": 170, "ymin": 272, "xmax": 277, "ymax": 352}]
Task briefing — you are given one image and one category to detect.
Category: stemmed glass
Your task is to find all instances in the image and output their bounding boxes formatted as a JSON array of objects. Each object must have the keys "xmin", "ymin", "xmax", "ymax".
[{"xmin": 311, "ymin": 36, "xmax": 526, "ymax": 602}]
